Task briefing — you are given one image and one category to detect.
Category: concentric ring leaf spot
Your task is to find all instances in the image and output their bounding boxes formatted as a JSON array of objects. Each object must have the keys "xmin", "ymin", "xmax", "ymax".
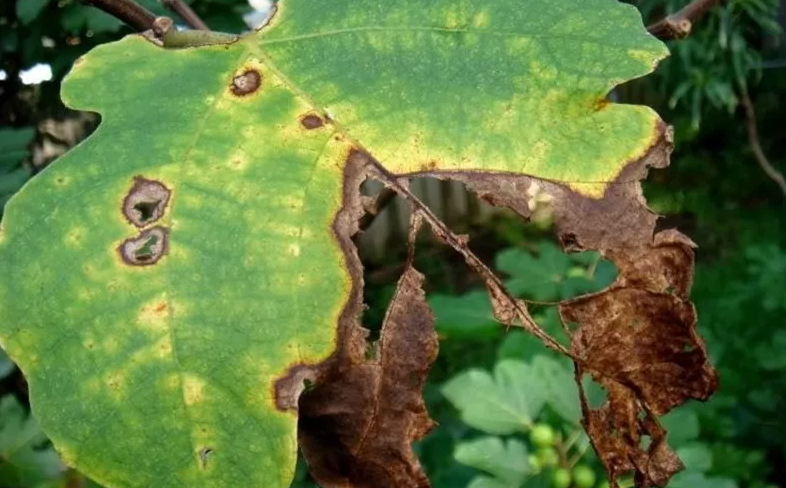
[{"xmin": 0, "ymin": 1, "xmax": 668, "ymax": 488}]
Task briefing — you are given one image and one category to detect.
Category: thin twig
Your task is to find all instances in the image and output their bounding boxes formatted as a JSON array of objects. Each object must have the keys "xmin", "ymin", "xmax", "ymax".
[
  {"xmin": 738, "ymin": 84, "xmax": 786, "ymax": 197},
  {"xmin": 160, "ymin": 0, "xmax": 209, "ymax": 30},
  {"xmin": 647, "ymin": 0, "xmax": 725, "ymax": 40},
  {"xmin": 83, "ymin": 0, "xmax": 235, "ymax": 47},
  {"xmin": 83, "ymin": 0, "xmax": 156, "ymax": 31},
  {"xmin": 366, "ymin": 160, "xmax": 571, "ymax": 357}
]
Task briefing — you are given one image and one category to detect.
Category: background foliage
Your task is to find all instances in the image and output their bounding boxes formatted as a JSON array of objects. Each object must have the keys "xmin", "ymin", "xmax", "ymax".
[{"xmin": 0, "ymin": 0, "xmax": 785, "ymax": 487}]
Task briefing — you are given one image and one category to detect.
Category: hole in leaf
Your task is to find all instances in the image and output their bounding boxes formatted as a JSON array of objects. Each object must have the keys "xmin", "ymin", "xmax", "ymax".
[
  {"xmin": 133, "ymin": 201, "xmax": 160, "ymax": 224},
  {"xmin": 122, "ymin": 177, "xmax": 171, "ymax": 227},
  {"xmin": 118, "ymin": 226, "xmax": 169, "ymax": 266},
  {"xmin": 198, "ymin": 447, "xmax": 213, "ymax": 469},
  {"xmin": 134, "ymin": 234, "xmax": 159, "ymax": 261}
]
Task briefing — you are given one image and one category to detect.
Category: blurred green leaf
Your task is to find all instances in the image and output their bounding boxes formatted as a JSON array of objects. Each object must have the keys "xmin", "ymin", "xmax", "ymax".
[
  {"xmin": 497, "ymin": 243, "xmax": 615, "ymax": 301},
  {"xmin": 455, "ymin": 436, "xmax": 530, "ymax": 487},
  {"xmin": 668, "ymin": 472, "xmax": 737, "ymax": 488},
  {"xmin": 442, "ymin": 360, "xmax": 546, "ymax": 434},
  {"xmin": 675, "ymin": 443, "xmax": 712, "ymax": 472},
  {"xmin": 430, "ymin": 291, "xmax": 500, "ymax": 339},
  {"xmin": 496, "ymin": 242, "xmax": 570, "ymax": 301},
  {"xmin": 16, "ymin": 0, "xmax": 49, "ymax": 24},
  {"xmin": 531, "ymin": 356, "xmax": 581, "ymax": 425},
  {"xmin": 0, "ymin": 167, "xmax": 34, "ymax": 197},
  {"xmin": 0, "ymin": 396, "xmax": 65, "ymax": 486},
  {"xmin": 755, "ymin": 329, "xmax": 786, "ymax": 371},
  {"xmin": 661, "ymin": 409, "xmax": 699, "ymax": 446},
  {"xmin": 497, "ymin": 309, "xmax": 565, "ymax": 361},
  {"xmin": 468, "ymin": 476, "xmax": 517, "ymax": 488},
  {"xmin": 0, "ymin": 128, "xmax": 35, "ymax": 151}
]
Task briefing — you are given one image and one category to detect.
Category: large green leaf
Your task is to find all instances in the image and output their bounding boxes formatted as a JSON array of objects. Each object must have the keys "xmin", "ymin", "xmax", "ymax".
[{"xmin": 0, "ymin": 0, "xmax": 667, "ymax": 487}]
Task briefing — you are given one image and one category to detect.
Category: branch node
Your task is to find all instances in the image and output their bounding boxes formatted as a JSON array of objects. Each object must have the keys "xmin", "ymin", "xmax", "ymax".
[{"xmin": 647, "ymin": 0, "xmax": 723, "ymax": 40}]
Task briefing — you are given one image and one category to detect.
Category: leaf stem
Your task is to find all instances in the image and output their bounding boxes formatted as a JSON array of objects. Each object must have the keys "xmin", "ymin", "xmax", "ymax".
[
  {"xmin": 82, "ymin": 0, "xmax": 237, "ymax": 48},
  {"xmin": 646, "ymin": 0, "xmax": 725, "ymax": 40},
  {"xmin": 738, "ymin": 83, "xmax": 786, "ymax": 197},
  {"xmin": 82, "ymin": 0, "xmax": 157, "ymax": 31},
  {"xmin": 160, "ymin": 0, "xmax": 209, "ymax": 30}
]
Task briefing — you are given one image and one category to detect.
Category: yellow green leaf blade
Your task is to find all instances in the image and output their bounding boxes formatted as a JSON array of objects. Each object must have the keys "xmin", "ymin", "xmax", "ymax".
[
  {"xmin": 258, "ymin": 0, "xmax": 668, "ymax": 195},
  {"xmin": 0, "ymin": 35, "xmax": 351, "ymax": 488}
]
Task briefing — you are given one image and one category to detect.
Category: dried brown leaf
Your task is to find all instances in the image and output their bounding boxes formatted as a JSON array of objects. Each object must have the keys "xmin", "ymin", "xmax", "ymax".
[
  {"xmin": 297, "ymin": 265, "xmax": 438, "ymax": 488},
  {"xmin": 404, "ymin": 121, "xmax": 716, "ymax": 488},
  {"xmin": 559, "ymin": 232, "xmax": 717, "ymax": 487}
]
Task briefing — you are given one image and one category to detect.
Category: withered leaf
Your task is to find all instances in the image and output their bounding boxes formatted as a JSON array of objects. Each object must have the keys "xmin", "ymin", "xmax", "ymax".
[
  {"xmin": 298, "ymin": 266, "xmax": 438, "ymax": 488},
  {"xmin": 559, "ymin": 231, "xmax": 718, "ymax": 487}
]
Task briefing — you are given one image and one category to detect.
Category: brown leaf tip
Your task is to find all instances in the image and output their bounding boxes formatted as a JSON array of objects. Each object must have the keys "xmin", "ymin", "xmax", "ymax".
[
  {"xmin": 122, "ymin": 176, "xmax": 171, "ymax": 227},
  {"xmin": 118, "ymin": 226, "xmax": 169, "ymax": 266},
  {"xmin": 300, "ymin": 113, "xmax": 325, "ymax": 130},
  {"xmin": 231, "ymin": 69, "xmax": 262, "ymax": 96}
]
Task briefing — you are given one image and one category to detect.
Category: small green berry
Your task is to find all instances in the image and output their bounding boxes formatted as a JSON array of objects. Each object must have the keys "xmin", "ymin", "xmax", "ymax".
[
  {"xmin": 530, "ymin": 423, "xmax": 557, "ymax": 447},
  {"xmin": 551, "ymin": 468, "xmax": 571, "ymax": 488},
  {"xmin": 572, "ymin": 465, "xmax": 596, "ymax": 488},
  {"xmin": 527, "ymin": 453, "xmax": 542, "ymax": 473},
  {"xmin": 537, "ymin": 447, "xmax": 559, "ymax": 467}
]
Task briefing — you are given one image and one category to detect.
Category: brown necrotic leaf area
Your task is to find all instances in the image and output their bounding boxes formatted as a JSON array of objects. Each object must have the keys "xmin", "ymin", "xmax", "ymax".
[
  {"xmin": 559, "ymin": 237, "xmax": 718, "ymax": 487},
  {"xmin": 402, "ymin": 121, "xmax": 716, "ymax": 487},
  {"xmin": 118, "ymin": 226, "xmax": 169, "ymax": 266},
  {"xmin": 122, "ymin": 177, "xmax": 171, "ymax": 227},
  {"xmin": 297, "ymin": 265, "xmax": 438, "ymax": 488},
  {"xmin": 559, "ymin": 230, "xmax": 717, "ymax": 487},
  {"xmin": 231, "ymin": 69, "xmax": 261, "ymax": 96}
]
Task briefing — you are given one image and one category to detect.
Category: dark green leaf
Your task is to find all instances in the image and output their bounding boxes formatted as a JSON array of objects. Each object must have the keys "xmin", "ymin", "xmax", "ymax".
[
  {"xmin": 430, "ymin": 291, "xmax": 500, "ymax": 339},
  {"xmin": 16, "ymin": 0, "xmax": 49, "ymax": 24}
]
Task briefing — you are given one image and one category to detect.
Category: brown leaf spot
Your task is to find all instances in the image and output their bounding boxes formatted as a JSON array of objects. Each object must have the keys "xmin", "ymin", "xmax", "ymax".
[
  {"xmin": 118, "ymin": 226, "xmax": 169, "ymax": 266},
  {"xmin": 593, "ymin": 98, "xmax": 610, "ymax": 111},
  {"xmin": 122, "ymin": 177, "xmax": 171, "ymax": 227},
  {"xmin": 300, "ymin": 114, "xmax": 325, "ymax": 130},
  {"xmin": 231, "ymin": 70, "xmax": 261, "ymax": 96},
  {"xmin": 298, "ymin": 266, "xmax": 437, "ymax": 488}
]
